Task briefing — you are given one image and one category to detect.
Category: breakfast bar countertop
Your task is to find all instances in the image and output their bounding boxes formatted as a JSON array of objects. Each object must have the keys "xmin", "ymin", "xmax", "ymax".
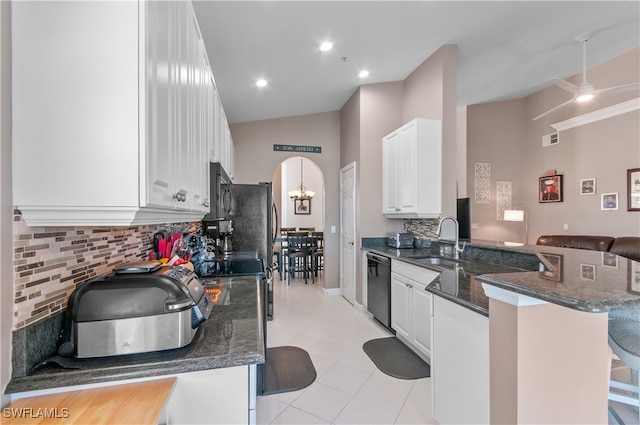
[
  {"xmin": 362, "ymin": 239, "xmax": 640, "ymax": 315},
  {"xmin": 5, "ymin": 275, "xmax": 265, "ymax": 395}
]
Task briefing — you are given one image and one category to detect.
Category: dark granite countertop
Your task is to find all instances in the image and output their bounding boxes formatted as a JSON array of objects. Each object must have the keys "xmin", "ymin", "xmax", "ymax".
[
  {"xmin": 362, "ymin": 239, "xmax": 640, "ymax": 315},
  {"xmin": 6, "ymin": 275, "xmax": 265, "ymax": 395}
]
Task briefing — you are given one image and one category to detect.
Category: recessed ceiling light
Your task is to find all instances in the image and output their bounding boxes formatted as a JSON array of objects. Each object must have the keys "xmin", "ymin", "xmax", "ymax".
[
  {"xmin": 256, "ymin": 79, "xmax": 268, "ymax": 87},
  {"xmin": 319, "ymin": 41, "xmax": 333, "ymax": 52},
  {"xmin": 358, "ymin": 70, "xmax": 370, "ymax": 78}
]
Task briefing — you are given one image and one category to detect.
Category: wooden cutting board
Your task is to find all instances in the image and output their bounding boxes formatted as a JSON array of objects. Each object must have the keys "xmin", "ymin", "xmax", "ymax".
[{"xmin": 2, "ymin": 377, "xmax": 176, "ymax": 424}]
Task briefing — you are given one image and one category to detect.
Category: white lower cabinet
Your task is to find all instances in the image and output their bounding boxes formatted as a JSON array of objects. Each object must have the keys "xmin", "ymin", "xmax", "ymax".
[
  {"xmin": 432, "ymin": 295, "xmax": 489, "ymax": 424},
  {"xmin": 390, "ymin": 261, "xmax": 439, "ymax": 361},
  {"xmin": 167, "ymin": 366, "xmax": 252, "ymax": 424},
  {"xmin": 9, "ymin": 366, "xmax": 254, "ymax": 425}
]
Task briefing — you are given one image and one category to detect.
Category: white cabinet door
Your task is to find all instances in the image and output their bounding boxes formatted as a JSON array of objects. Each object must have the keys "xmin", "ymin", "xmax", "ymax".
[
  {"xmin": 412, "ymin": 281, "xmax": 433, "ymax": 358},
  {"xmin": 12, "ymin": 1, "xmax": 140, "ymax": 213},
  {"xmin": 390, "ymin": 272, "xmax": 411, "ymax": 340},
  {"xmin": 146, "ymin": 0, "xmax": 179, "ymax": 210},
  {"xmin": 381, "ymin": 118, "xmax": 442, "ymax": 218},
  {"xmin": 208, "ymin": 76, "xmax": 219, "ymax": 163},
  {"xmin": 382, "ymin": 131, "xmax": 399, "ymax": 214},
  {"xmin": 398, "ymin": 122, "xmax": 418, "ymax": 212},
  {"xmin": 391, "ymin": 261, "xmax": 439, "ymax": 360},
  {"xmin": 432, "ymin": 295, "xmax": 490, "ymax": 424}
]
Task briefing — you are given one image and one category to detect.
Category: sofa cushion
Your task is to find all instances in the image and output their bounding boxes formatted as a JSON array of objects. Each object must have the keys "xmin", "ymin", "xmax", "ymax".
[
  {"xmin": 609, "ymin": 237, "xmax": 640, "ymax": 262},
  {"xmin": 536, "ymin": 235, "xmax": 615, "ymax": 252}
]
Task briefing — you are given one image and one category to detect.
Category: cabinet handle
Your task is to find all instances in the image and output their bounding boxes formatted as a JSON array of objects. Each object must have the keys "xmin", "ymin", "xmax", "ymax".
[
  {"xmin": 173, "ymin": 190, "xmax": 188, "ymax": 202},
  {"xmin": 202, "ymin": 200, "xmax": 210, "ymax": 207}
]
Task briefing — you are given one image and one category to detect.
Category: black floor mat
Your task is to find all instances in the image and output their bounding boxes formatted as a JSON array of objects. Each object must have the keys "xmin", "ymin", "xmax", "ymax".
[
  {"xmin": 362, "ymin": 337, "xmax": 430, "ymax": 379},
  {"xmin": 262, "ymin": 346, "xmax": 316, "ymax": 395}
]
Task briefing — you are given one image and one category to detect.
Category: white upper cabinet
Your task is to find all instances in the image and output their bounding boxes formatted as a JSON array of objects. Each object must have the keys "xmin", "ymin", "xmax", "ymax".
[
  {"xmin": 382, "ymin": 118, "xmax": 442, "ymax": 218},
  {"xmin": 11, "ymin": 0, "xmax": 225, "ymax": 226}
]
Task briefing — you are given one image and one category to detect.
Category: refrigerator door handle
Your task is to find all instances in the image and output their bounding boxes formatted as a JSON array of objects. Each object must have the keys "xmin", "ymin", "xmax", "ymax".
[{"xmin": 272, "ymin": 202, "xmax": 279, "ymax": 245}]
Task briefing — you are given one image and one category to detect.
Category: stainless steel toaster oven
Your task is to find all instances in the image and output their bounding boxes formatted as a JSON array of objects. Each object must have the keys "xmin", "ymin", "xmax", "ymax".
[{"xmin": 59, "ymin": 261, "xmax": 212, "ymax": 358}]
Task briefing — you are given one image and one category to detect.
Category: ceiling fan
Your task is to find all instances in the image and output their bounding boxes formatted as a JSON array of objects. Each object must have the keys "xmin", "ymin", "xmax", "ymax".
[{"xmin": 533, "ymin": 35, "xmax": 640, "ymax": 121}]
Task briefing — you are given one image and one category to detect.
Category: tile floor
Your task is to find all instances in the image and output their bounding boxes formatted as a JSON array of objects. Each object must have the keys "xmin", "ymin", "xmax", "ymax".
[
  {"xmin": 258, "ymin": 274, "xmax": 640, "ymax": 425},
  {"xmin": 257, "ymin": 275, "xmax": 437, "ymax": 425}
]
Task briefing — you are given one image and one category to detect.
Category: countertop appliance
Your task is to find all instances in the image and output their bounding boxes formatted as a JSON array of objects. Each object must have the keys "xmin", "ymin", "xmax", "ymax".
[
  {"xmin": 366, "ymin": 252, "xmax": 393, "ymax": 330},
  {"xmin": 219, "ymin": 220, "xmax": 234, "ymax": 254},
  {"xmin": 388, "ymin": 232, "xmax": 414, "ymax": 249},
  {"xmin": 59, "ymin": 261, "xmax": 212, "ymax": 358}
]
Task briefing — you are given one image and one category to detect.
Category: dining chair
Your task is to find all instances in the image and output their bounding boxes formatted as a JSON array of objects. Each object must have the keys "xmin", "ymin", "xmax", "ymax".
[
  {"xmin": 311, "ymin": 231, "xmax": 324, "ymax": 277},
  {"xmin": 286, "ymin": 231, "xmax": 314, "ymax": 284},
  {"xmin": 277, "ymin": 228, "xmax": 296, "ymax": 279}
]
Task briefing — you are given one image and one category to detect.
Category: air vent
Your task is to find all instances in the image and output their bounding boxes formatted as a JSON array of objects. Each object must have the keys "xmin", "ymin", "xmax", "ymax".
[{"xmin": 542, "ymin": 132, "xmax": 559, "ymax": 147}]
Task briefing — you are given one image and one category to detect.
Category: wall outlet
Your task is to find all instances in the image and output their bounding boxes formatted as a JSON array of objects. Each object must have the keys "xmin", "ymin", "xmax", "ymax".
[
  {"xmin": 331, "ymin": 226, "xmax": 336, "ymax": 233},
  {"xmin": 563, "ymin": 224, "xmax": 569, "ymax": 230},
  {"xmin": 471, "ymin": 223, "xmax": 480, "ymax": 229}
]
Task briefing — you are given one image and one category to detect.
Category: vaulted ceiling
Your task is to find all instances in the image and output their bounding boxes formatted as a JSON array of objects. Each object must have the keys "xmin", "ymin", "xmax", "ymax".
[{"xmin": 193, "ymin": 1, "xmax": 640, "ymax": 124}]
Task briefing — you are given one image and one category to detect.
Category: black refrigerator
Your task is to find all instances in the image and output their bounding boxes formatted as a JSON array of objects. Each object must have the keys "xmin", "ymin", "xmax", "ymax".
[{"xmin": 227, "ymin": 182, "xmax": 277, "ymax": 266}]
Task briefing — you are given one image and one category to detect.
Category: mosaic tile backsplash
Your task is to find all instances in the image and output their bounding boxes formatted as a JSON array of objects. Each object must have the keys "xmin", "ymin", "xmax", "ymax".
[
  {"xmin": 403, "ymin": 218, "xmax": 440, "ymax": 239},
  {"xmin": 12, "ymin": 209, "xmax": 200, "ymax": 331}
]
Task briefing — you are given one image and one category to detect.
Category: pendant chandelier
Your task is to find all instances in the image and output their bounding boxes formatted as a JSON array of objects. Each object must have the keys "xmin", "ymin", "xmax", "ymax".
[{"xmin": 288, "ymin": 158, "xmax": 315, "ymax": 200}]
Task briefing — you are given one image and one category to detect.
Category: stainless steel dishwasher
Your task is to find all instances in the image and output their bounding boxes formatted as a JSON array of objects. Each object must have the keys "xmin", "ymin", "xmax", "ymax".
[{"xmin": 366, "ymin": 252, "xmax": 392, "ymax": 330}]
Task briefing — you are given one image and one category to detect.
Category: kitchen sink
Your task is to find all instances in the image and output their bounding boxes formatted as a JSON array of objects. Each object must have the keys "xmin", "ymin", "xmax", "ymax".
[{"xmin": 409, "ymin": 256, "xmax": 462, "ymax": 269}]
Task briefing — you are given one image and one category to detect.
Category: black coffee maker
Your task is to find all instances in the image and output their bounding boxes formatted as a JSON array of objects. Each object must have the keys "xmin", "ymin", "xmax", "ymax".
[
  {"xmin": 202, "ymin": 219, "xmax": 233, "ymax": 255},
  {"xmin": 218, "ymin": 220, "xmax": 234, "ymax": 254}
]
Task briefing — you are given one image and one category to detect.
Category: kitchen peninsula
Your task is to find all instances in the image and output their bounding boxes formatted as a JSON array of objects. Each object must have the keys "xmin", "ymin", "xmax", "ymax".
[
  {"xmin": 5, "ymin": 275, "xmax": 265, "ymax": 425},
  {"xmin": 362, "ymin": 238, "xmax": 640, "ymax": 424}
]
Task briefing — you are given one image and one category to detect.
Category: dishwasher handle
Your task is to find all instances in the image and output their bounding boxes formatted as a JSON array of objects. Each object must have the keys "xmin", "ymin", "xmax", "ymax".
[{"xmin": 366, "ymin": 253, "xmax": 390, "ymax": 264}]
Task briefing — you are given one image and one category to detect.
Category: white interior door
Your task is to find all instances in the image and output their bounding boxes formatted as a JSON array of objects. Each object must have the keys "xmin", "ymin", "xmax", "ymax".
[{"xmin": 340, "ymin": 162, "xmax": 356, "ymax": 305}]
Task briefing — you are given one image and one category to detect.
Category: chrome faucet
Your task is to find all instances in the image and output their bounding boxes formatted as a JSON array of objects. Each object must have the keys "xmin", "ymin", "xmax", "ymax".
[{"xmin": 436, "ymin": 216, "xmax": 465, "ymax": 259}]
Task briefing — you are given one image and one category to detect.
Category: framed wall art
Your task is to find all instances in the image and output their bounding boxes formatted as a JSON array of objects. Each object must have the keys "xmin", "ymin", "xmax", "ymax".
[
  {"xmin": 580, "ymin": 264, "xmax": 596, "ymax": 281},
  {"xmin": 602, "ymin": 252, "xmax": 618, "ymax": 268},
  {"xmin": 294, "ymin": 199, "xmax": 311, "ymax": 215},
  {"xmin": 580, "ymin": 178, "xmax": 596, "ymax": 195},
  {"xmin": 539, "ymin": 175, "xmax": 563, "ymax": 203},
  {"xmin": 628, "ymin": 168, "xmax": 640, "ymax": 211},
  {"xmin": 601, "ymin": 192, "xmax": 619, "ymax": 211},
  {"xmin": 538, "ymin": 253, "xmax": 563, "ymax": 282}
]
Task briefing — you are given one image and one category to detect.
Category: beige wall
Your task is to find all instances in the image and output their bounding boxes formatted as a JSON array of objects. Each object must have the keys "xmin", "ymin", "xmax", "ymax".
[
  {"xmin": 229, "ymin": 112, "xmax": 341, "ymax": 289},
  {"xmin": 469, "ymin": 48, "xmax": 640, "ymax": 242},
  {"xmin": 356, "ymin": 82, "xmax": 404, "ymax": 304},
  {"xmin": 340, "ymin": 88, "xmax": 360, "ymax": 170},
  {"xmin": 279, "ymin": 157, "xmax": 324, "ymax": 231},
  {"xmin": 403, "ymin": 44, "xmax": 459, "ymax": 217},
  {"xmin": 1, "ymin": 0, "xmax": 12, "ymax": 404},
  {"xmin": 468, "ymin": 98, "xmax": 526, "ymax": 242},
  {"xmin": 340, "ymin": 47, "xmax": 458, "ymax": 305},
  {"xmin": 359, "ymin": 82, "xmax": 404, "ymax": 238}
]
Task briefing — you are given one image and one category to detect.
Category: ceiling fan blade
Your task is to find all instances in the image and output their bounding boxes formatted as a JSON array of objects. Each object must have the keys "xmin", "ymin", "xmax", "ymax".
[
  {"xmin": 593, "ymin": 82, "xmax": 640, "ymax": 95},
  {"xmin": 532, "ymin": 96, "xmax": 577, "ymax": 121},
  {"xmin": 550, "ymin": 77, "xmax": 581, "ymax": 95}
]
